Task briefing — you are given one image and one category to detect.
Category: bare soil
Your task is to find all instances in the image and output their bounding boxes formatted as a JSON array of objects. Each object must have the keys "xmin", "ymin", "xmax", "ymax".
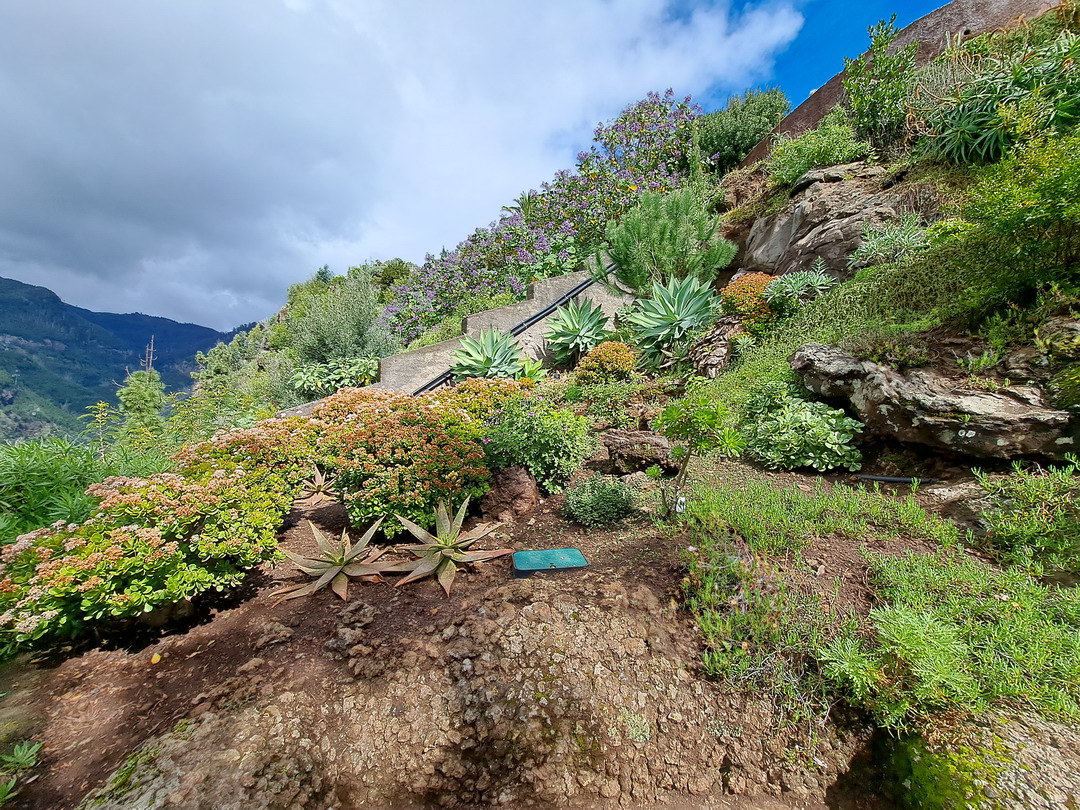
[{"xmin": 0, "ymin": 461, "xmax": 944, "ymax": 810}]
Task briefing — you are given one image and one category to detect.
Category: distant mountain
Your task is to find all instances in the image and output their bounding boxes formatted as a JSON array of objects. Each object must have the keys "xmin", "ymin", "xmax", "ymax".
[{"xmin": 0, "ymin": 276, "xmax": 233, "ymax": 441}]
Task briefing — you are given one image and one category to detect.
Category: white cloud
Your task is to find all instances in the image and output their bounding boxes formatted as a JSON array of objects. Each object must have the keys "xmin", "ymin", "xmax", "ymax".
[{"xmin": 0, "ymin": 0, "xmax": 801, "ymax": 331}]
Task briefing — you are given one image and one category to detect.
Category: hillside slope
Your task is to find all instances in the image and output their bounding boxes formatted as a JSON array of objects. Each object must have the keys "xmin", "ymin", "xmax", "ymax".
[{"xmin": 0, "ymin": 276, "xmax": 231, "ymax": 440}]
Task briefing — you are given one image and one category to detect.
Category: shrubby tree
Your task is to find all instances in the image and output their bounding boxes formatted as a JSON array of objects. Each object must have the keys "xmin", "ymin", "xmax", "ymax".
[
  {"xmin": 697, "ymin": 89, "xmax": 789, "ymax": 175},
  {"xmin": 842, "ymin": 17, "xmax": 918, "ymax": 153}
]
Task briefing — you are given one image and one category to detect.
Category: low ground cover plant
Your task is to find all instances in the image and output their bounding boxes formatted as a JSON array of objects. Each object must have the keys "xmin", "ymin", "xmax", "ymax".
[
  {"xmin": 822, "ymin": 549, "xmax": 1080, "ymax": 731},
  {"xmin": 563, "ymin": 475, "xmax": 634, "ymax": 527},
  {"xmin": 740, "ymin": 382, "xmax": 863, "ymax": 472},
  {"xmin": 975, "ymin": 456, "xmax": 1080, "ymax": 572}
]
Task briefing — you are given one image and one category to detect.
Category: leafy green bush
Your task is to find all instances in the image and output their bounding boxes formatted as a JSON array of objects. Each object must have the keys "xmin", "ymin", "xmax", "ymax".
[
  {"xmin": 563, "ymin": 475, "xmax": 634, "ymax": 527},
  {"xmin": 600, "ymin": 188, "xmax": 736, "ymax": 295},
  {"xmin": 314, "ymin": 389, "xmax": 490, "ymax": 535},
  {"xmin": 574, "ymin": 341, "xmax": 639, "ymax": 386},
  {"xmin": 762, "ymin": 263, "xmax": 836, "ymax": 314},
  {"xmin": 842, "ymin": 17, "xmax": 918, "ymax": 151},
  {"xmin": 821, "ymin": 550, "xmax": 1080, "ymax": 730},
  {"xmin": 975, "ymin": 457, "xmax": 1080, "ymax": 572},
  {"xmin": 624, "ymin": 277, "xmax": 719, "ymax": 370},
  {"xmin": 291, "ymin": 356, "xmax": 379, "ymax": 398},
  {"xmin": 847, "ymin": 212, "xmax": 930, "ymax": 269},
  {"xmin": 741, "ymin": 382, "xmax": 863, "ymax": 471},
  {"xmin": 579, "ymin": 380, "xmax": 640, "ymax": 428},
  {"xmin": 451, "ymin": 328, "xmax": 531, "ymax": 381},
  {"xmin": 543, "ymin": 298, "xmax": 609, "ymax": 366},
  {"xmin": 485, "ymin": 400, "xmax": 594, "ymax": 494},
  {"xmin": 697, "ymin": 88, "xmax": 790, "ymax": 175},
  {"xmin": 766, "ymin": 108, "xmax": 872, "ymax": 186}
]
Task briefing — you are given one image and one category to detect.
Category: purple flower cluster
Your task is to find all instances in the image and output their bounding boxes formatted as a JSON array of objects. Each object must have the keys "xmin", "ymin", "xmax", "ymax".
[{"xmin": 384, "ymin": 90, "xmax": 701, "ymax": 344}]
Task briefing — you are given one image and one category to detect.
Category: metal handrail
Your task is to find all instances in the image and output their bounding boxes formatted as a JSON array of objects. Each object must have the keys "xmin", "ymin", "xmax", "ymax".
[{"xmin": 410, "ymin": 263, "xmax": 615, "ymax": 396}]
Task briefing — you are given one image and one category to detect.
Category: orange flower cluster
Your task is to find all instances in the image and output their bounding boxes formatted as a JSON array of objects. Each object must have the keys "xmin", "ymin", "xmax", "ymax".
[
  {"xmin": 719, "ymin": 273, "xmax": 775, "ymax": 331},
  {"xmin": 574, "ymin": 341, "xmax": 639, "ymax": 386}
]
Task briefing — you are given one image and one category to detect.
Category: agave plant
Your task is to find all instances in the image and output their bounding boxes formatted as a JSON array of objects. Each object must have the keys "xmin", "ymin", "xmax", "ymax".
[
  {"xmin": 623, "ymin": 277, "xmax": 718, "ymax": 370},
  {"xmin": 272, "ymin": 519, "xmax": 390, "ymax": 601},
  {"xmin": 299, "ymin": 467, "xmax": 338, "ymax": 501},
  {"xmin": 544, "ymin": 298, "xmax": 610, "ymax": 366},
  {"xmin": 386, "ymin": 498, "xmax": 513, "ymax": 596},
  {"xmin": 451, "ymin": 328, "xmax": 526, "ymax": 381}
]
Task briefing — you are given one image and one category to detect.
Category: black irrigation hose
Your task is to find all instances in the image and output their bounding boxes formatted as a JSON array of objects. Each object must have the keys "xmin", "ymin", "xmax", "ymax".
[
  {"xmin": 409, "ymin": 263, "xmax": 616, "ymax": 396},
  {"xmin": 854, "ymin": 474, "xmax": 941, "ymax": 484}
]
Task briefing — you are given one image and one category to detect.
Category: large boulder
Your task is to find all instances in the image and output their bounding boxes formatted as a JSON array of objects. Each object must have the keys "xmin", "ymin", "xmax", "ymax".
[
  {"xmin": 586, "ymin": 430, "xmax": 679, "ymax": 475},
  {"xmin": 480, "ymin": 466, "xmax": 540, "ymax": 523},
  {"xmin": 790, "ymin": 344, "xmax": 1078, "ymax": 460},
  {"xmin": 742, "ymin": 163, "xmax": 899, "ymax": 278}
]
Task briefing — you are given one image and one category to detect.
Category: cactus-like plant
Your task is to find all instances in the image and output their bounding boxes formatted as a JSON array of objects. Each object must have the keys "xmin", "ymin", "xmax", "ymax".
[
  {"xmin": 544, "ymin": 298, "xmax": 610, "ymax": 366},
  {"xmin": 272, "ymin": 519, "xmax": 391, "ymax": 601},
  {"xmin": 624, "ymin": 277, "xmax": 719, "ymax": 369},
  {"xmin": 762, "ymin": 262, "xmax": 836, "ymax": 313},
  {"xmin": 387, "ymin": 498, "xmax": 513, "ymax": 596},
  {"xmin": 451, "ymin": 328, "xmax": 526, "ymax": 381},
  {"xmin": 299, "ymin": 467, "xmax": 338, "ymax": 502}
]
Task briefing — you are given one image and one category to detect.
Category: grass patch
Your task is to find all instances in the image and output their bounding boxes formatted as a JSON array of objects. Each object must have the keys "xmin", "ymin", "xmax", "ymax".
[
  {"xmin": 823, "ymin": 550, "xmax": 1080, "ymax": 731},
  {"xmin": 683, "ymin": 480, "xmax": 959, "ymax": 556}
]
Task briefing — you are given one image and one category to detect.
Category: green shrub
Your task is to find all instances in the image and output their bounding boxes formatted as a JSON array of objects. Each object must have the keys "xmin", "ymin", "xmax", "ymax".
[
  {"xmin": 451, "ymin": 328, "xmax": 530, "ymax": 381},
  {"xmin": 425, "ymin": 377, "xmax": 535, "ymax": 428},
  {"xmin": 841, "ymin": 329, "xmax": 930, "ymax": 369},
  {"xmin": 975, "ymin": 457, "xmax": 1080, "ymax": 572},
  {"xmin": 766, "ymin": 108, "xmax": 872, "ymax": 186},
  {"xmin": 762, "ymin": 263, "xmax": 836, "ymax": 315},
  {"xmin": 741, "ymin": 382, "xmax": 863, "ymax": 471},
  {"xmin": 579, "ymin": 380, "xmax": 639, "ymax": 428},
  {"xmin": 314, "ymin": 389, "xmax": 490, "ymax": 535},
  {"xmin": 697, "ymin": 88, "xmax": 790, "ymax": 175},
  {"xmin": 486, "ymin": 400, "xmax": 594, "ymax": 494},
  {"xmin": 563, "ymin": 475, "xmax": 634, "ymax": 526},
  {"xmin": 543, "ymin": 298, "xmax": 609, "ymax": 366},
  {"xmin": 624, "ymin": 276, "xmax": 719, "ymax": 370},
  {"xmin": 599, "ymin": 188, "xmax": 736, "ymax": 295},
  {"xmin": 821, "ymin": 549, "xmax": 1080, "ymax": 730},
  {"xmin": 574, "ymin": 341, "xmax": 639, "ymax": 386},
  {"xmin": 842, "ymin": 17, "xmax": 918, "ymax": 152},
  {"xmin": 291, "ymin": 356, "xmax": 379, "ymax": 398}
]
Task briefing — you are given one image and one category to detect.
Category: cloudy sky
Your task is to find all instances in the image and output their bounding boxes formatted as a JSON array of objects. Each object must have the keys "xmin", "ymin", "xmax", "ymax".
[{"xmin": 0, "ymin": 0, "xmax": 941, "ymax": 331}]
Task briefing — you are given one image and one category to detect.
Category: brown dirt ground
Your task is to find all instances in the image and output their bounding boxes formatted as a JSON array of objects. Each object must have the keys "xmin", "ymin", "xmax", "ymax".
[{"xmin": 0, "ymin": 457, "xmax": 973, "ymax": 810}]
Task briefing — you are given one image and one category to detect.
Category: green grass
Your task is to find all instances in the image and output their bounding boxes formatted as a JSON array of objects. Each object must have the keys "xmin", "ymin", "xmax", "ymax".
[{"xmin": 683, "ymin": 480, "xmax": 960, "ymax": 555}]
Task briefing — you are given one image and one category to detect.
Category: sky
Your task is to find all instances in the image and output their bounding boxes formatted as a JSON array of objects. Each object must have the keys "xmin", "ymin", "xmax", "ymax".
[{"xmin": 0, "ymin": 0, "xmax": 943, "ymax": 332}]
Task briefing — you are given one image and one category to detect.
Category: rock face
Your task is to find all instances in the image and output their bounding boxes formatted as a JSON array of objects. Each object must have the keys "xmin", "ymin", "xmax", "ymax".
[
  {"xmin": 741, "ymin": 163, "xmax": 899, "ymax": 278},
  {"xmin": 689, "ymin": 315, "xmax": 747, "ymax": 379},
  {"xmin": 480, "ymin": 466, "xmax": 540, "ymax": 522},
  {"xmin": 791, "ymin": 344, "xmax": 1078, "ymax": 459},
  {"xmin": 586, "ymin": 430, "xmax": 679, "ymax": 475}
]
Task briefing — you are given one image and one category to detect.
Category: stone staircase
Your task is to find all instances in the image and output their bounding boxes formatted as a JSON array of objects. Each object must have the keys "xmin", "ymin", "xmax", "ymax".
[
  {"xmin": 279, "ymin": 269, "xmax": 632, "ymax": 416},
  {"xmin": 371, "ymin": 269, "xmax": 631, "ymax": 393}
]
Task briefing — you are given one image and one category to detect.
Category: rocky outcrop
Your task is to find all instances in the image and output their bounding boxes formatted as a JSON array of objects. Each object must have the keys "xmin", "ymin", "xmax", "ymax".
[
  {"xmin": 689, "ymin": 315, "xmax": 746, "ymax": 379},
  {"xmin": 791, "ymin": 344, "xmax": 1078, "ymax": 459},
  {"xmin": 894, "ymin": 711, "xmax": 1080, "ymax": 810},
  {"xmin": 480, "ymin": 466, "xmax": 540, "ymax": 523},
  {"xmin": 741, "ymin": 163, "xmax": 899, "ymax": 278},
  {"xmin": 586, "ymin": 430, "xmax": 679, "ymax": 475}
]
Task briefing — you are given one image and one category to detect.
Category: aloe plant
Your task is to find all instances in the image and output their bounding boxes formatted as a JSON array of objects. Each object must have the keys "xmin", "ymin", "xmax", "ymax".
[
  {"xmin": 299, "ymin": 468, "xmax": 338, "ymax": 501},
  {"xmin": 387, "ymin": 498, "xmax": 513, "ymax": 596},
  {"xmin": 544, "ymin": 298, "xmax": 610, "ymax": 366},
  {"xmin": 272, "ymin": 519, "xmax": 391, "ymax": 601},
  {"xmin": 623, "ymin": 276, "xmax": 719, "ymax": 369},
  {"xmin": 451, "ymin": 328, "xmax": 526, "ymax": 381}
]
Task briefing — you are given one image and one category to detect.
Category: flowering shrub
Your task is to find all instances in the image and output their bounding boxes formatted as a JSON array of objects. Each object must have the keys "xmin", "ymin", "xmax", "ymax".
[
  {"xmin": 485, "ymin": 401, "xmax": 595, "ymax": 494},
  {"xmin": 385, "ymin": 91, "xmax": 701, "ymax": 343},
  {"xmin": 426, "ymin": 378, "xmax": 535, "ymax": 425},
  {"xmin": 574, "ymin": 342, "xmax": 639, "ymax": 386},
  {"xmin": 720, "ymin": 273, "xmax": 775, "ymax": 331},
  {"xmin": 313, "ymin": 389, "xmax": 490, "ymax": 535}
]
